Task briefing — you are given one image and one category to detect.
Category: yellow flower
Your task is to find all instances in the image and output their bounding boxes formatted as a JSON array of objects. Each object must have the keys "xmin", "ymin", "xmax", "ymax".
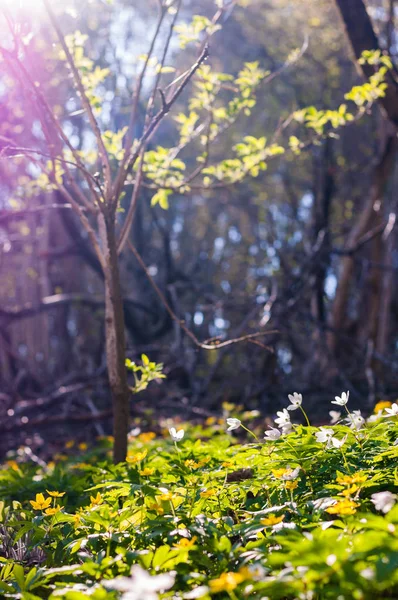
[
  {"xmin": 139, "ymin": 468, "xmax": 155, "ymax": 476},
  {"xmin": 205, "ymin": 416, "xmax": 217, "ymax": 426},
  {"xmin": 374, "ymin": 400, "xmax": 392, "ymax": 413},
  {"xmin": 6, "ymin": 460, "xmax": 20, "ymax": 472},
  {"xmin": 149, "ymin": 502, "xmax": 164, "ymax": 515},
  {"xmin": 126, "ymin": 449, "xmax": 148, "ymax": 464},
  {"xmin": 138, "ymin": 432, "xmax": 156, "ymax": 443},
  {"xmin": 341, "ymin": 484, "xmax": 359, "ymax": 497},
  {"xmin": 30, "ymin": 493, "xmax": 52, "ymax": 511},
  {"xmin": 78, "ymin": 442, "xmax": 88, "ymax": 451},
  {"xmin": 173, "ymin": 536, "xmax": 197, "ymax": 549},
  {"xmin": 46, "ymin": 490, "xmax": 65, "ymax": 498},
  {"xmin": 272, "ymin": 467, "xmax": 294, "ymax": 479},
  {"xmin": 285, "ymin": 480, "xmax": 298, "ymax": 491},
  {"xmin": 238, "ymin": 565, "xmax": 259, "ymax": 579},
  {"xmin": 184, "ymin": 459, "xmax": 200, "ymax": 469},
  {"xmin": 261, "ymin": 514, "xmax": 285, "ymax": 527},
  {"xmin": 73, "ymin": 513, "xmax": 82, "ymax": 528},
  {"xmin": 200, "ymin": 489, "xmax": 217, "ymax": 498},
  {"xmin": 45, "ymin": 505, "xmax": 61, "ymax": 516},
  {"xmin": 336, "ymin": 473, "xmax": 367, "ymax": 486},
  {"xmin": 90, "ymin": 492, "xmax": 102, "ymax": 506},
  {"xmin": 209, "ymin": 572, "xmax": 244, "ymax": 593},
  {"xmin": 160, "ymin": 491, "xmax": 173, "ymax": 501},
  {"xmin": 326, "ymin": 499, "xmax": 359, "ymax": 515},
  {"xmin": 65, "ymin": 440, "xmax": 74, "ymax": 449},
  {"xmin": 222, "ymin": 461, "xmax": 234, "ymax": 468}
]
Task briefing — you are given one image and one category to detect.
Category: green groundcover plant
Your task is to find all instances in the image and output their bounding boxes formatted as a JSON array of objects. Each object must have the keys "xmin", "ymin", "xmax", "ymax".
[{"xmin": 1, "ymin": 394, "xmax": 398, "ymax": 600}]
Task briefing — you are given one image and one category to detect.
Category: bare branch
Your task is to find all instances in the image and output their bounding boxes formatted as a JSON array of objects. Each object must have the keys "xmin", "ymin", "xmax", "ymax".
[
  {"xmin": 112, "ymin": 3, "xmax": 168, "ymax": 203},
  {"xmin": 43, "ymin": 0, "xmax": 112, "ymax": 199},
  {"xmin": 128, "ymin": 240, "xmax": 275, "ymax": 350},
  {"xmin": 117, "ymin": 148, "xmax": 145, "ymax": 254}
]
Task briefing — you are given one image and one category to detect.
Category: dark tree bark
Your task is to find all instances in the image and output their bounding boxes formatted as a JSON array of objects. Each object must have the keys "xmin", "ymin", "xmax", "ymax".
[
  {"xmin": 330, "ymin": 0, "xmax": 398, "ymax": 371},
  {"xmin": 328, "ymin": 133, "xmax": 397, "ymax": 355},
  {"xmin": 334, "ymin": 0, "xmax": 398, "ymax": 125},
  {"xmin": 99, "ymin": 212, "xmax": 130, "ymax": 463}
]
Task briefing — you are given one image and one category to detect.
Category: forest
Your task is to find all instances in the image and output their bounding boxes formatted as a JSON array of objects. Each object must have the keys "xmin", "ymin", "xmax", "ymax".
[{"xmin": 0, "ymin": 0, "xmax": 398, "ymax": 598}]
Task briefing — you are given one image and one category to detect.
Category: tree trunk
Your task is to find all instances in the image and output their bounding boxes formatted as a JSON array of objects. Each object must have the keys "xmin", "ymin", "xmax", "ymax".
[
  {"xmin": 375, "ymin": 213, "xmax": 395, "ymax": 360},
  {"xmin": 328, "ymin": 133, "xmax": 397, "ymax": 355},
  {"xmin": 99, "ymin": 212, "xmax": 130, "ymax": 463},
  {"xmin": 310, "ymin": 142, "xmax": 334, "ymax": 370},
  {"xmin": 333, "ymin": 0, "xmax": 398, "ymax": 126}
]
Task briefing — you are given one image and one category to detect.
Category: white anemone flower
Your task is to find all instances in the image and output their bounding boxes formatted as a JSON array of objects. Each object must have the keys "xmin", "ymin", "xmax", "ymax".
[
  {"xmin": 104, "ymin": 565, "xmax": 175, "ymax": 600},
  {"xmin": 275, "ymin": 409, "xmax": 291, "ymax": 428},
  {"xmin": 312, "ymin": 497, "xmax": 337, "ymax": 511},
  {"xmin": 287, "ymin": 392, "xmax": 302, "ymax": 411},
  {"xmin": 264, "ymin": 427, "xmax": 282, "ymax": 441},
  {"xmin": 367, "ymin": 411, "xmax": 382, "ymax": 423},
  {"xmin": 344, "ymin": 410, "xmax": 364, "ymax": 431},
  {"xmin": 315, "ymin": 428, "xmax": 333, "ymax": 442},
  {"xmin": 371, "ymin": 491, "xmax": 397, "ymax": 514},
  {"xmin": 384, "ymin": 403, "xmax": 398, "ymax": 417},
  {"xmin": 315, "ymin": 428, "xmax": 345, "ymax": 449},
  {"xmin": 169, "ymin": 427, "xmax": 185, "ymax": 442},
  {"xmin": 273, "ymin": 521, "xmax": 296, "ymax": 532},
  {"xmin": 226, "ymin": 418, "xmax": 241, "ymax": 432},
  {"xmin": 331, "ymin": 391, "xmax": 349, "ymax": 406},
  {"xmin": 281, "ymin": 466, "xmax": 300, "ymax": 480},
  {"xmin": 329, "ymin": 411, "xmax": 341, "ymax": 425},
  {"xmin": 281, "ymin": 422, "xmax": 293, "ymax": 435}
]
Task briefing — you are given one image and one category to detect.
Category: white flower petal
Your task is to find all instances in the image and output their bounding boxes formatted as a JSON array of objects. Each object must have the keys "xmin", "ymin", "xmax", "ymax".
[
  {"xmin": 169, "ymin": 427, "xmax": 185, "ymax": 441},
  {"xmin": 275, "ymin": 409, "xmax": 291, "ymax": 427},
  {"xmin": 329, "ymin": 411, "xmax": 341, "ymax": 424},
  {"xmin": 264, "ymin": 427, "xmax": 281, "ymax": 441},
  {"xmin": 384, "ymin": 403, "xmax": 398, "ymax": 417},
  {"xmin": 332, "ymin": 391, "xmax": 349, "ymax": 406},
  {"xmin": 287, "ymin": 393, "xmax": 302, "ymax": 411},
  {"xmin": 371, "ymin": 491, "xmax": 396, "ymax": 514},
  {"xmin": 226, "ymin": 418, "xmax": 241, "ymax": 431}
]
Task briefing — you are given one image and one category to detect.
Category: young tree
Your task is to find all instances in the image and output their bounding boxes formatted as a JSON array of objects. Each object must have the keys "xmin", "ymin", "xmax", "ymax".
[
  {"xmin": 0, "ymin": 0, "xmax": 390, "ymax": 461},
  {"xmin": 1, "ymin": 0, "xmax": 277, "ymax": 461}
]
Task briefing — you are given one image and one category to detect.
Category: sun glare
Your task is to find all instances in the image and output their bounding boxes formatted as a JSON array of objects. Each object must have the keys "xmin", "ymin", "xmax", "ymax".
[{"xmin": 0, "ymin": 0, "xmax": 46, "ymax": 17}]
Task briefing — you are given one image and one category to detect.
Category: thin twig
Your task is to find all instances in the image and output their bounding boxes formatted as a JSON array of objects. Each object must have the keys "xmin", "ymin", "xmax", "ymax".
[
  {"xmin": 112, "ymin": 3, "xmax": 168, "ymax": 203},
  {"xmin": 43, "ymin": 0, "xmax": 112, "ymax": 199},
  {"xmin": 128, "ymin": 240, "xmax": 275, "ymax": 350}
]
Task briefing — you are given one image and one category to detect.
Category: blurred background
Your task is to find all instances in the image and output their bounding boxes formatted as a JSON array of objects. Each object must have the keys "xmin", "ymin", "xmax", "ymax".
[{"xmin": 0, "ymin": 0, "xmax": 397, "ymax": 456}]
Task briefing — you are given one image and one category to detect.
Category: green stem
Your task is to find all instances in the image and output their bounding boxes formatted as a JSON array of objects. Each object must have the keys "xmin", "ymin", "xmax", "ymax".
[
  {"xmin": 299, "ymin": 406, "xmax": 311, "ymax": 427},
  {"xmin": 241, "ymin": 424, "xmax": 259, "ymax": 443},
  {"xmin": 340, "ymin": 445, "xmax": 350, "ymax": 471}
]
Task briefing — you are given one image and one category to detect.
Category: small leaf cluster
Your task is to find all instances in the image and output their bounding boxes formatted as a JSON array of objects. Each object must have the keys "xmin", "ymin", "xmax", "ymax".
[{"xmin": 125, "ymin": 354, "xmax": 166, "ymax": 394}]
